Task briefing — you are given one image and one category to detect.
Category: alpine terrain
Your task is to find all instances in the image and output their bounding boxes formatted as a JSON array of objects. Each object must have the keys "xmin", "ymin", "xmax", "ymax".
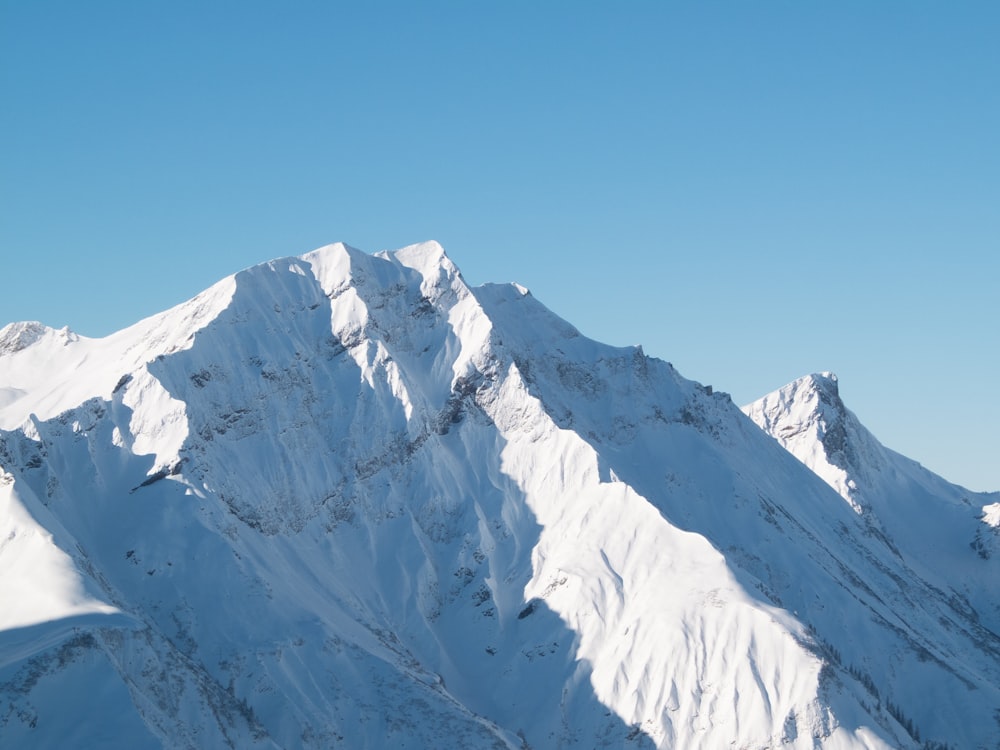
[{"xmin": 1, "ymin": 242, "xmax": 997, "ymax": 749}]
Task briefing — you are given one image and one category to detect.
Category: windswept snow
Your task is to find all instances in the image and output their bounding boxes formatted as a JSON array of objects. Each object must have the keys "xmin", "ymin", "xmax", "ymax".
[{"xmin": 1, "ymin": 244, "xmax": 998, "ymax": 749}]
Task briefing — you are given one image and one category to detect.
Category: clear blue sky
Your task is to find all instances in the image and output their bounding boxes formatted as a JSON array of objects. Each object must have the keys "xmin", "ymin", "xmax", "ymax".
[{"xmin": 2, "ymin": 2, "xmax": 998, "ymax": 491}]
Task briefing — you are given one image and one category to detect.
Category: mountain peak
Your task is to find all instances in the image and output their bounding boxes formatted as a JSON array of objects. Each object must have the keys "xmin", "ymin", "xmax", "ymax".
[
  {"xmin": 0, "ymin": 321, "xmax": 76, "ymax": 356},
  {"xmin": 807, "ymin": 370, "xmax": 838, "ymax": 390},
  {"xmin": 744, "ymin": 372, "xmax": 847, "ymax": 442},
  {"xmin": 746, "ymin": 371, "xmax": 1000, "ymax": 647},
  {"xmin": 0, "ymin": 321, "xmax": 47, "ymax": 355},
  {"xmin": 4, "ymin": 243, "xmax": 1000, "ymax": 749},
  {"xmin": 391, "ymin": 240, "xmax": 467, "ymax": 298},
  {"xmin": 789, "ymin": 371, "xmax": 841, "ymax": 403},
  {"xmin": 742, "ymin": 372, "xmax": 866, "ymax": 510},
  {"xmin": 391, "ymin": 239, "xmax": 449, "ymax": 269}
]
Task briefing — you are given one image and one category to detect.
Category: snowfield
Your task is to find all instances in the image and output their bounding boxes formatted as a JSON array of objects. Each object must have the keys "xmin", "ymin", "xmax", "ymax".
[{"xmin": 1, "ymin": 242, "xmax": 997, "ymax": 749}]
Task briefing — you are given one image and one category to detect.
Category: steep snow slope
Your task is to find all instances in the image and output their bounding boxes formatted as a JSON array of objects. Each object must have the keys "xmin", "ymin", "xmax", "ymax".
[
  {"xmin": 744, "ymin": 373, "xmax": 1000, "ymax": 633},
  {"xmin": 1, "ymin": 243, "xmax": 998, "ymax": 749}
]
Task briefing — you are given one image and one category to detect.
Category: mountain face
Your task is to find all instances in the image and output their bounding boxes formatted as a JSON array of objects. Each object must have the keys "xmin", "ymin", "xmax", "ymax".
[
  {"xmin": 1, "ymin": 243, "xmax": 998, "ymax": 749},
  {"xmin": 743, "ymin": 372, "xmax": 1000, "ymax": 642}
]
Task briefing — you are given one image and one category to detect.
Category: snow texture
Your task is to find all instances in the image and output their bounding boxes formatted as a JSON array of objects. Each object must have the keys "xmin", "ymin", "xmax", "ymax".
[{"xmin": 1, "ymin": 243, "xmax": 998, "ymax": 749}]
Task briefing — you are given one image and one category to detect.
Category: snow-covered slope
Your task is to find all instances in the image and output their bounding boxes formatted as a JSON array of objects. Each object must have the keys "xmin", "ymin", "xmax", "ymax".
[
  {"xmin": 2, "ymin": 244, "xmax": 998, "ymax": 749},
  {"xmin": 744, "ymin": 372, "xmax": 1000, "ymax": 636}
]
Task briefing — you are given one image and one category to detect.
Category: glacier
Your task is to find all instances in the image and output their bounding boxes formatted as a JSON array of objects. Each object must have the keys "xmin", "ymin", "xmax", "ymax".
[{"xmin": 1, "ymin": 242, "xmax": 997, "ymax": 749}]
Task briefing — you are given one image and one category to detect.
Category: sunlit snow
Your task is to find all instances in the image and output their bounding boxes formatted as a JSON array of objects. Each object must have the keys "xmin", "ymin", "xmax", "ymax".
[{"xmin": 1, "ymin": 243, "xmax": 997, "ymax": 749}]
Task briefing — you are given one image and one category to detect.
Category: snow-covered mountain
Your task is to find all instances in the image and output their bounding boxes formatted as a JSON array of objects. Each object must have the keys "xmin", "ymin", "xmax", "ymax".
[
  {"xmin": 744, "ymin": 372, "xmax": 1000, "ymax": 644},
  {"xmin": 1, "ymin": 242, "xmax": 998, "ymax": 749}
]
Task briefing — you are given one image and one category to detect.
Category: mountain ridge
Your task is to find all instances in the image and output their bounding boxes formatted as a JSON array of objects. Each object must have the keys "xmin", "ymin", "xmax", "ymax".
[
  {"xmin": 744, "ymin": 371, "xmax": 1000, "ymax": 638},
  {"xmin": 2, "ymin": 242, "xmax": 998, "ymax": 748}
]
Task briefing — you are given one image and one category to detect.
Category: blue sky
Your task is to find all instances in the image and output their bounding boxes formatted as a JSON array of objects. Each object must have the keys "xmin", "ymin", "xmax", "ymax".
[{"xmin": 2, "ymin": 2, "xmax": 998, "ymax": 491}]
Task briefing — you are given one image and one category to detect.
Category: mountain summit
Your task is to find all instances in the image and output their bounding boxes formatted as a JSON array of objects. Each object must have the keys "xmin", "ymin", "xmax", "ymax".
[
  {"xmin": 742, "ymin": 372, "xmax": 874, "ymax": 512},
  {"xmin": 744, "ymin": 372, "xmax": 1000, "ymax": 635},
  {"xmin": 1, "ymin": 243, "xmax": 998, "ymax": 749}
]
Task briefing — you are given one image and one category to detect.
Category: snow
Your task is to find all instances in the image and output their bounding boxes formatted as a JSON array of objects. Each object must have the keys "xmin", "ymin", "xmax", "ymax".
[
  {"xmin": 0, "ymin": 478, "xmax": 119, "ymax": 631},
  {"xmin": 1, "ymin": 242, "xmax": 997, "ymax": 749},
  {"xmin": 0, "ymin": 275, "xmax": 236, "ymax": 433},
  {"xmin": 741, "ymin": 373, "xmax": 865, "ymax": 511},
  {"xmin": 744, "ymin": 371, "xmax": 1000, "ymax": 660}
]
